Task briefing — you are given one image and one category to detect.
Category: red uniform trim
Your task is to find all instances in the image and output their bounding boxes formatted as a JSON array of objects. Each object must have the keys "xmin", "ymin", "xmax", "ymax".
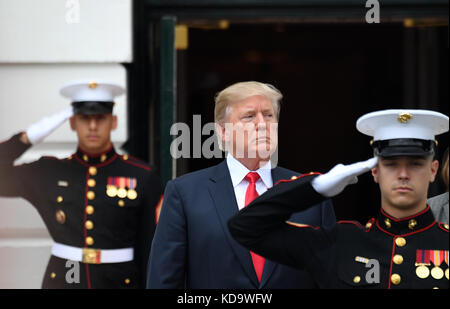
[
  {"xmin": 285, "ymin": 221, "xmax": 320, "ymax": 230},
  {"xmin": 337, "ymin": 220, "xmax": 363, "ymax": 228},
  {"xmin": 438, "ymin": 222, "xmax": 449, "ymax": 233},
  {"xmin": 74, "ymin": 153, "xmax": 118, "ymax": 167},
  {"xmin": 154, "ymin": 195, "xmax": 164, "ymax": 225},
  {"xmin": 387, "ymin": 237, "xmax": 396, "ymax": 289},
  {"xmin": 120, "ymin": 156, "xmax": 151, "ymax": 171},
  {"xmin": 274, "ymin": 172, "xmax": 321, "ymax": 187},
  {"xmin": 365, "ymin": 218, "xmax": 375, "ymax": 232},
  {"xmin": 82, "ymin": 169, "xmax": 92, "ymax": 289},
  {"xmin": 380, "ymin": 205, "xmax": 430, "ymax": 222},
  {"xmin": 375, "ymin": 220, "xmax": 437, "ymax": 237}
]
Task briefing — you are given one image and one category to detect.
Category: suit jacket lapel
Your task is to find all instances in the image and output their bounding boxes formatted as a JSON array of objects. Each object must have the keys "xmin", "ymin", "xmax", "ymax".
[{"xmin": 207, "ymin": 161, "xmax": 259, "ymax": 287}]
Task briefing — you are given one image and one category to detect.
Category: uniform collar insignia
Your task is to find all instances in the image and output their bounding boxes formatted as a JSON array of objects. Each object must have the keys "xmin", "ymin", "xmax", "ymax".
[
  {"xmin": 74, "ymin": 146, "xmax": 117, "ymax": 166},
  {"xmin": 377, "ymin": 205, "xmax": 436, "ymax": 235}
]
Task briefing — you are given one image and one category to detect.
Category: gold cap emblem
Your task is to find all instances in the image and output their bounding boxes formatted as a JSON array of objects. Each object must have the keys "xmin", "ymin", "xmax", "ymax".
[
  {"xmin": 398, "ymin": 112, "xmax": 413, "ymax": 123},
  {"xmin": 88, "ymin": 82, "xmax": 98, "ymax": 89}
]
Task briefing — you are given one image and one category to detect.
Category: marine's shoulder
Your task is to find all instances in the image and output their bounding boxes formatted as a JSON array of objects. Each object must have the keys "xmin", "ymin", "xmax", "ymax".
[{"xmin": 117, "ymin": 154, "xmax": 152, "ymax": 172}]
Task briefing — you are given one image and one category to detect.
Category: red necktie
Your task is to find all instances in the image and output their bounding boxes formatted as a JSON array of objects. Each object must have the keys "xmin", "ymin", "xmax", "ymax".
[{"xmin": 244, "ymin": 172, "xmax": 265, "ymax": 283}]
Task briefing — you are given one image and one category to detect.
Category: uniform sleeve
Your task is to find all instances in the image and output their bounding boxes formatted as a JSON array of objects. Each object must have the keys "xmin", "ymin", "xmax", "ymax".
[
  {"xmin": 146, "ymin": 180, "xmax": 187, "ymax": 288},
  {"xmin": 0, "ymin": 133, "xmax": 36, "ymax": 199},
  {"xmin": 228, "ymin": 174, "xmax": 338, "ymax": 274},
  {"xmin": 135, "ymin": 170, "xmax": 163, "ymax": 288}
]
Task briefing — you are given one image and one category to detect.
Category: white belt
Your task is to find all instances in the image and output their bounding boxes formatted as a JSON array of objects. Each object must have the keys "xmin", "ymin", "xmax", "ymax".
[{"xmin": 51, "ymin": 242, "xmax": 134, "ymax": 264}]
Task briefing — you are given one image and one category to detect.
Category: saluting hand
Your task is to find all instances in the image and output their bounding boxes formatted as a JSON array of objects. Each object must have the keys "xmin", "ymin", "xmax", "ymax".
[
  {"xmin": 23, "ymin": 107, "xmax": 74, "ymax": 145},
  {"xmin": 312, "ymin": 157, "xmax": 378, "ymax": 197}
]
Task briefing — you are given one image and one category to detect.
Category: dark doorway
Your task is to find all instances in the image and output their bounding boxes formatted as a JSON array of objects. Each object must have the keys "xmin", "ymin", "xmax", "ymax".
[{"xmin": 175, "ymin": 22, "xmax": 448, "ymax": 222}]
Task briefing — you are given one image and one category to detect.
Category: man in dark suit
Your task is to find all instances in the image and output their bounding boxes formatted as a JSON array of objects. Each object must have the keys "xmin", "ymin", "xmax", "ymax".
[{"xmin": 147, "ymin": 81, "xmax": 335, "ymax": 288}]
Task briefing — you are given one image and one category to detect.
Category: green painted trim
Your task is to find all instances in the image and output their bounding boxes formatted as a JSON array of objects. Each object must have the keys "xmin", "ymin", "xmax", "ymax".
[{"xmin": 160, "ymin": 16, "xmax": 177, "ymax": 186}]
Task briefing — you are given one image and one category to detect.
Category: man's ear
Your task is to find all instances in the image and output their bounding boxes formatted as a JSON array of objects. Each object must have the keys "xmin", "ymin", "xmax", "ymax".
[
  {"xmin": 429, "ymin": 159, "xmax": 439, "ymax": 183},
  {"xmin": 69, "ymin": 116, "xmax": 76, "ymax": 131},
  {"xmin": 111, "ymin": 115, "xmax": 118, "ymax": 131},
  {"xmin": 371, "ymin": 167, "xmax": 379, "ymax": 183}
]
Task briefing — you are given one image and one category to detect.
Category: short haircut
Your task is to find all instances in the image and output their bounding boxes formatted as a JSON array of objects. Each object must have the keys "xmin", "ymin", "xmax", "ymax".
[
  {"xmin": 214, "ymin": 81, "xmax": 282, "ymax": 151},
  {"xmin": 214, "ymin": 81, "xmax": 282, "ymax": 125}
]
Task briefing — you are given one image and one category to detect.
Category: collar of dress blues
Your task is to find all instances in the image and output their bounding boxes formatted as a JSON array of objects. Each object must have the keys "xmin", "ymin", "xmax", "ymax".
[
  {"xmin": 74, "ymin": 145, "xmax": 117, "ymax": 166},
  {"xmin": 376, "ymin": 205, "xmax": 436, "ymax": 236}
]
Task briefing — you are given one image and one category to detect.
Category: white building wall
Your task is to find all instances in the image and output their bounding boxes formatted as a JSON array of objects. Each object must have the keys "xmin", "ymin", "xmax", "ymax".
[{"xmin": 0, "ymin": 0, "xmax": 132, "ymax": 289}]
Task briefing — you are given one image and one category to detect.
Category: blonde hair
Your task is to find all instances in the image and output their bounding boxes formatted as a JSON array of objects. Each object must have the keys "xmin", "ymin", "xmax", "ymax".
[
  {"xmin": 214, "ymin": 81, "xmax": 282, "ymax": 151},
  {"xmin": 214, "ymin": 81, "xmax": 282, "ymax": 125}
]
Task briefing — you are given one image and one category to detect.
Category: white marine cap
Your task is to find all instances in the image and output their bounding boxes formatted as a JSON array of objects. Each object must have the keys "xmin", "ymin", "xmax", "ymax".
[
  {"xmin": 356, "ymin": 109, "xmax": 448, "ymax": 157},
  {"xmin": 60, "ymin": 81, "xmax": 125, "ymax": 115}
]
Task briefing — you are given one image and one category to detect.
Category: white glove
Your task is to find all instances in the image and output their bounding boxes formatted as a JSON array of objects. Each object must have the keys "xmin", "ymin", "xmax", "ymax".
[
  {"xmin": 26, "ymin": 107, "xmax": 74, "ymax": 145},
  {"xmin": 312, "ymin": 157, "xmax": 378, "ymax": 197}
]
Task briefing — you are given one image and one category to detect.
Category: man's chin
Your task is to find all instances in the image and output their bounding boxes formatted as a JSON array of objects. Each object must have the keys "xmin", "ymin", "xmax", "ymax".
[
  {"xmin": 390, "ymin": 198, "xmax": 418, "ymax": 210},
  {"xmin": 80, "ymin": 141, "xmax": 109, "ymax": 154}
]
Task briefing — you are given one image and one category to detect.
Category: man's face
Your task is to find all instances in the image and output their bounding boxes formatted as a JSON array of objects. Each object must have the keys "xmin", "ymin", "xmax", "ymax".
[
  {"xmin": 372, "ymin": 156, "xmax": 439, "ymax": 211},
  {"xmin": 70, "ymin": 114, "xmax": 117, "ymax": 154},
  {"xmin": 220, "ymin": 95, "xmax": 278, "ymax": 164}
]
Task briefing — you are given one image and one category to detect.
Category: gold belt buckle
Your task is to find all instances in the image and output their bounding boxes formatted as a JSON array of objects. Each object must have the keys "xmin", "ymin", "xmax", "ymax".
[{"xmin": 82, "ymin": 248, "xmax": 101, "ymax": 264}]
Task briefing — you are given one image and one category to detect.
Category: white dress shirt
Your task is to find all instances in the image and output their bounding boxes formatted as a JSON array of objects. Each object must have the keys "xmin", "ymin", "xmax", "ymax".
[{"xmin": 226, "ymin": 153, "xmax": 273, "ymax": 211}]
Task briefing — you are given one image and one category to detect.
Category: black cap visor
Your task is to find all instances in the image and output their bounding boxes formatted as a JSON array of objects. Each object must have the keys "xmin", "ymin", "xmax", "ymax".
[
  {"xmin": 72, "ymin": 101, "xmax": 114, "ymax": 115},
  {"xmin": 373, "ymin": 139, "xmax": 435, "ymax": 158}
]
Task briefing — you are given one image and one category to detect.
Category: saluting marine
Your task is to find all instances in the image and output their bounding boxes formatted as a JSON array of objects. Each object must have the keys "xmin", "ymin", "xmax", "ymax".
[
  {"xmin": 229, "ymin": 109, "xmax": 449, "ymax": 289},
  {"xmin": 0, "ymin": 81, "xmax": 163, "ymax": 289}
]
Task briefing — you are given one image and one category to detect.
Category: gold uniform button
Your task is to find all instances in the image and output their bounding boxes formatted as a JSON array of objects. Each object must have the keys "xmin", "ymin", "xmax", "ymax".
[
  {"xmin": 100, "ymin": 154, "xmax": 107, "ymax": 163},
  {"xmin": 353, "ymin": 276, "xmax": 361, "ymax": 284},
  {"xmin": 89, "ymin": 167, "xmax": 97, "ymax": 176},
  {"xmin": 391, "ymin": 274, "xmax": 401, "ymax": 285},
  {"xmin": 393, "ymin": 254, "xmax": 404, "ymax": 265},
  {"xmin": 291, "ymin": 176, "xmax": 297, "ymax": 180},
  {"xmin": 86, "ymin": 205, "xmax": 94, "ymax": 215},
  {"xmin": 86, "ymin": 236, "xmax": 94, "ymax": 246},
  {"xmin": 56, "ymin": 210, "xmax": 66, "ymax": 224},
  {"xmin": 395, "ymin": 237, "xmax": 406, "ymax": 247},
  {"xmin": 50, "ymin": 272, "xmax": 56, "ymax": 279},
  {"xmin": 85, "ymin": 220, "xmax": 94, "ymax": 230},
  {"xmin": 118, "ymin": 200, "xmax": 125, "ymax": 207},
  {"xmin": 87, "ymin": 179, "xmax": 96, "ymax": 187},
  {"xmin": 124, "ymin": 278, "xmax": 131, "ymax": 285},
  {"xmin": 83, "ymin": 155, "xmax": 89, "ymax": 162},
  {"xmin": 57, "ymin": 196, "xmax": 63, "ymax": 203},
  {"xmin": 123, "ymin": 155, "xmax": 129, "ymax": 161},
  {"xmin": 87, "ymin": 191, "xmax": 95, "ymax": 200},
  {"xmin": 365, "ymin": 222, "xmax": 373, "ymax": 229}
]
